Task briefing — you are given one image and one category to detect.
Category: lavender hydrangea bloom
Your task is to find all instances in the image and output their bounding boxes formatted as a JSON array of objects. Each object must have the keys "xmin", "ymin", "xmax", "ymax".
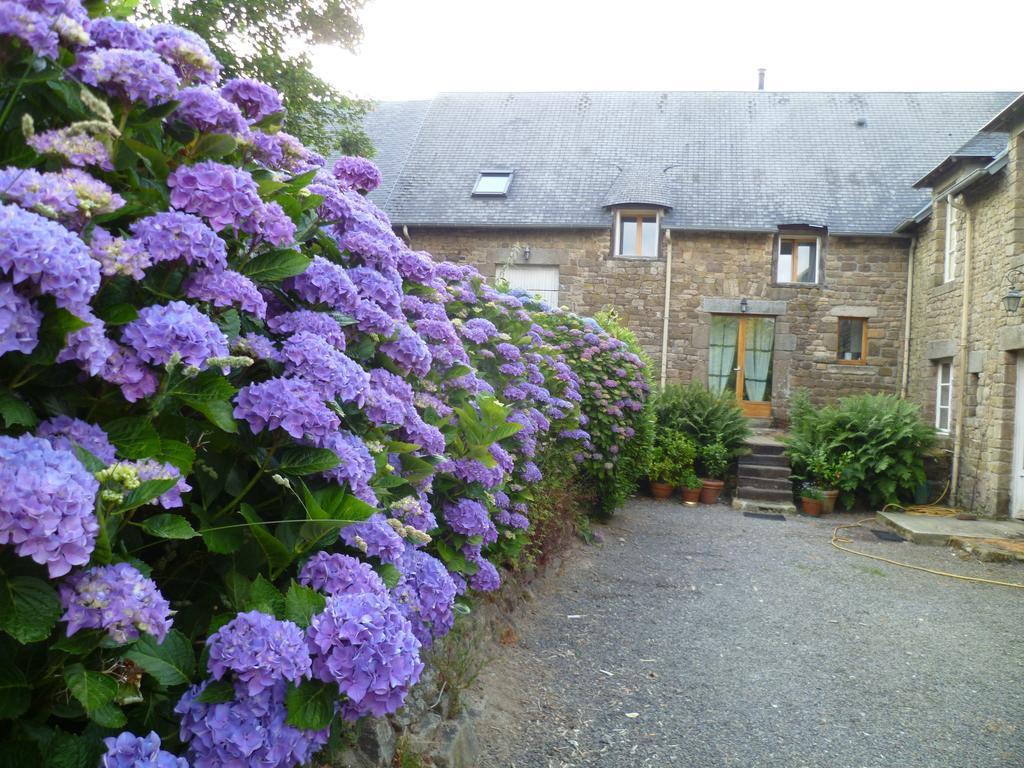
[
  {"xmin": 306, "ymin": 591, "xmax": 423, "ymax": 720},
  {"xmin": 37, "ymin": 415, "xmax": 116, "ymax": 463},
  {"xmin": 184, "ymin": 269, "xmax": 267, "ymax": 318},
  {"xmin": 443, "ymin": 499, "xmax": 498, "ymax": 544},
  {"xmin": 0, "ymin": 1, "xmax": 59, "ymax": 58},
  {"xmin": 220, "ymin": 77, "xmax": 283, "ymax": 121},
  {"xmin": 59, "ymin": 167, "xmax": 125, "ymax": 221},
  {"xmin": 340, "ymin": 513, "xmax": 406, "ymax": 565},
  {"xmin": 233, "ymin": 377, "xmax": 339, "ymax": 441},
  {"xmin": 149, "ymin": 23, "xmax": 221, "ymax": 85},
  {"xmin": 459, "ymin": 318, "xmax": 499, "ymax": 343},
  {"xmin": 464, "ymin": 545, "xmax": 501, "ymax": 592},
  {"xmin": 27, "ymin": 127, "xmax": 113, "ymax": 169},
  {"xmin": 0, "ymin": 281, "xmax": 41, "ymax": 355},
  {"xmin": 76, "ymin": 48, "xmax": 179, "ymax": 106},
  {"xmin": 299, "ymin": 551, "xmax": 387, "ymax": 598},
  {"xmin": 176, "ymin": 680, "xmax": 329, "ymax": 768},
  {"xmin": 100, "ymin": 345, "xmax": 158, "ymax": 402},
  {"xmin": 364, "ymin": 368, "xmax": 414, "ymax": 427},
  {"xmin": 0, "ymin": 435, "xmax": 98, "ymax": 578},
  {"xmin": 100, "ymin": 731, "xmax": 188, "ymax": 768},
  {"xmin": 60, "ymin": 313, "xmax": 116, "ymax": 376},
  {"xmin": 348, "ymin": 266, "xmax": 402, "ymax": 316},
  {"xmin": 167, "ymin": 161, "xmax": 263, "ymax": 233},
  {"xmin": 266, "ymin": 309, "xmax": 346, "ymax": 350},
  {"xmin": 130, "ymin": 211, "xmax": 227, "ymax": 271},
  {"xmin": 90, "ymin": 228, "xmax": 151, "ymax": 279},
  {"xmin": 380, "ymin": 323, "xmax": 432, "ymax": 377},
  {"xmin": 173, "ymin": 86, "xmax": 247, "ymax": 135},
  {"xmin": 390, "ymin": 494, "xmax": 437, "ymax": 533},
  {"xmin": 286, "ymin": 256, "xmax": 360, "ymax": 312},
  {"xmin": 121, "ymin": 301, "xmax": 229, "ymax": 369},
  {"xmin": 391, "ymin": 549, "xmax": 457, "ymax": 647},
  {"xmin": 206, "ymin": 611, "xmax": 311, "ymax": 696},
  {"xmin": 0, "ymin": 202, "xmax": 99, "ymax": 312},
  {"xmin": 87, "ymin": 17, "xmax": 153, "ymax": 50},
  {"xmin": 0, "ymin": 166, "xmax": 77, "ymax": 217},
  {"xmin": 245, "ymin": 199, "xmax": 295, "ymax": 246},
  {"xmin": 320, "ymin": 431, "xmax": 378, "ymax": 506},
  {"xmin": 250, "ymin": 131, "xmax": 323, "ymax": 174},
  {"xmin": 59, "ymin": 562, "xmax": 172, "ymax": 643},
  {"xmin": 126, "ymin": 460, "xmax": 191, "ymax": 508},
  {"xmin": 396, "ymin": 249, "xmax": 436, "ymax": 284},
  {"xmin": 352, "ymin": 298, "xmax": 396, "ymax": 336},
  {"xmin": 332, "ymin": 156, "xmax": 381, "ymax": 192},
  {"xmin": 281, "ymin": 331, "xmax": 368, "ymax": 403}
]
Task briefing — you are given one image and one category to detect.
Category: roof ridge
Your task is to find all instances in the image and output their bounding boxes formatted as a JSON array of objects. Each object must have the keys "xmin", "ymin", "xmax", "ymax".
[{"xmin": 379, "ymin": 99, "xmax": 434, "ymax": 213}]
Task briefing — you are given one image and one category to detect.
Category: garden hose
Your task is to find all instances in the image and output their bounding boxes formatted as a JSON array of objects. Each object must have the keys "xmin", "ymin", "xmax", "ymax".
[
  {"xmin": 880, "ymin": 479, "xmax": 960, "ymax": 518},
  {"xmin": 830, "ymin": 518, "xmax": 1024, "ymax": 590}
]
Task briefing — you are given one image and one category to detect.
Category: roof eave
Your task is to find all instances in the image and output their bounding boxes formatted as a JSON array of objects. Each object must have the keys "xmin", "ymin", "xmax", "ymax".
[{"xmin": 981, "ymin": 92, "xmax": 1024, "ymax": 132}]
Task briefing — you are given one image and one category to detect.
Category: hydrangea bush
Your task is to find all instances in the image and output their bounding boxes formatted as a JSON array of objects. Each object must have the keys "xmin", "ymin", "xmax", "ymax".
[{"xmin": 0, "ymin": 3, "xmax": 649, "ymax": 765}]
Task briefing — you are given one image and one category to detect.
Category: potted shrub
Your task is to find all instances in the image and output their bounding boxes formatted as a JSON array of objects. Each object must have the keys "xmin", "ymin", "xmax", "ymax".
[
  {"xmin": 811, "ymin": 450, "xmax": 851, "ymax": 514},
  {"xmin": 680, "ymin": 470, "xmax": 703, "ymax": 505},
  {"xmin": 800, "ymin": 486, "xmax": 824, "ymax": 516},
  {"xmin": 698, "ymin": 441, "xmax": 730, "ymax": 504},
  {"xmin": 647, "ymin": 432, "xmax": 679, "ymax": 499}
]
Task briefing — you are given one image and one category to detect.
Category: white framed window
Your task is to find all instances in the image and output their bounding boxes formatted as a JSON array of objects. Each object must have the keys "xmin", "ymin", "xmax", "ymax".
[
  {"xmin": 776, "ymin": 237, "xmax": 820, "ymax": 284},
  {"xmin": 613, "ymin": 210, "xmax": 660, "ymax": 258},
  {"xmin": 473, "ymin": 171, "xmax": 512, "ymax": 196},
  {"xmin": 936, "ymin": 360, "xmax": 952, "ymax": 433},
  {"xmin": 943, "ymin": 198, "xmax": 957, "ymax": 283},
  {"xmin": 497, "ymin": 264, "xmax": 559, "ymax": 307}
]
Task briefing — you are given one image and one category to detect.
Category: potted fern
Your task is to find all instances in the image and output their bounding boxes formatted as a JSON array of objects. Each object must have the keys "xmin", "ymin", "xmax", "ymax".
[{"xmin": 698, "ymin": 441, "xmax": 730, "ymax": 504}]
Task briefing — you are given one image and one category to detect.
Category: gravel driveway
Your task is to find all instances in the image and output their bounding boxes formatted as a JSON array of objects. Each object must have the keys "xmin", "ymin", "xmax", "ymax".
[{"xmin": 469, "ymin": 500, "xmax": 1024, "ymax": 768}]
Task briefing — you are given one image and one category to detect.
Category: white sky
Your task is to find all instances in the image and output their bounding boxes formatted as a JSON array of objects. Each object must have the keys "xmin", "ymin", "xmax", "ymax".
[{"xmin": 311, "ymin": 0, "xmax": 1023, "ymax": 102}]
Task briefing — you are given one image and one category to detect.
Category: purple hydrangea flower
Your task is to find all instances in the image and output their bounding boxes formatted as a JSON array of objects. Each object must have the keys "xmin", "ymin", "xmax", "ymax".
[
  {"xmin": 167, "ymin": 161, "xmax": 263, "ymax": 232},
  {"xmin": 89, "ymin": 228, "xmax": 151, "ymax": 279},
  {"xmin": 331, "ymin": 156, "xmax": 381, "ymax": 192},
  {"xmin": 391, "ymin": 549, "xmax": 457, "ymax": 647},
  {"xmin": 27, "ymin": 127, "xmax": 113, "ymax": 170},
  {"xmin": 149, "ymin": 23, "xmax": 221, "ymax": 85},
  {"xmin": 463, "ymin": 545, "xmax": 501, "ymax": 592},
  {"xmin": 37, "ymin": 415, "xmax": 116, "ymax": 463},
  {"xmin": 0, "ymin": 435, "xmax": 98, "ymax": 578},
  {"xmin": 184, "ymin": 269, "xmax": 267, "ymax": 318},
  {"xmin": 0, "ymin": 281, "xmax": 41, "ymax": 355},
  {"xmin": 348, "ymin": 266, "xmax": 402, "ymax": 316},
  {"xmin": 250, "ymin": 131, "xmax": 323, "ymax": 174},
  {"xmin": 174, "ymin": 85, "xmax": 247, "ymax": 135},
  {"xmin": 286, "ymin": 256, "xmax": 360, "ymax": 312},
  {"xmin": 443, "ymin": 499, "xmax": 497, "ymax": 544},
  {"xmin": 100, "ymin": 731, "xmax": 188, "ymax": 768},
  {"xmin": 306, "ymin": 591, "xmax": 423, "ymax": 720},
  {"xmin": 299, "ymin": 551, "xmax": 387, "ymax": 598},
  {"xmin": 380, "ymin": 323, "xmax": 432, "ymax": 377},
  {"xmin": 0, "ymin": 166, "xmax": 77, "ymax": 217},
  {"xmin": 320, "ymin": 431, "xmax": 378, "ymax": 506},
  {"xmin": 281, "ymin": 331, "xmax": 368, "ymax": 403},
  {"xmin": 99, "ymin": 345, "xmax": 158, "ymax": 402},
  {"xmin": 340, "ymin": 513, "xmax": 406, "ymax": 565},
  {"xmin": 76, "ymin": 48, "xmax": 179, "ymax": 106},
  {"xmin": 0, "ymin": 202, "xmax": 99, "ymax": 312},
  {"xmin": 87, "ymin": 17, "xmax": 153, "ymax": 50},
  {"xmin": 266, "ymin": 309, "xmax": 346, "ymax": 350},
  {"xmin": 220, "ymin": 77, "xmax": 283, "ymax": 122},
  {"xmin": 245, "ymin": 199, "xmax": 295, "ymax": 246},
  {"xmin": 121, "ymin": 301, "xmax": 229, "ymax": 369},
  {"xmin": 390, "ymin": 494, "xmax": 437, "ymax": 533},
  {"xmin": 396, "ymin": 249, "xmax": 436, "ymax": 284},
  {"xmin": 0, "ymin": 1, "xmax": 59, "ymax": 58},
  {"xmin": 59, "ymin": 167, "xmax": 125, "ymax": 222},
  {"xmin": 364, "ymin": 368, "xmax": 414, "ymax": 428},
  {"xmin": 233, "ymin": 377, "xmax": 339, "ymax": 441},
  {"xmin": 124, "ymin": 460, "xmax": 191, "ymax": 508},
  {"xmin": 176, "ymin": 680, "xmax": 329, "ymax": 768},
  {"xmin": 206, "ymin": 611, "xmax": 311, "ymax": 696},
  {"xmin": 130, "ymin": 210, "xmax": 227, "ymax": 271},
  {"xmin": 459, "ymin": 318, "xmax": 498, "ymax": 343},
  {"xmin": 59, "ymin": 562, "xmax": 172, "ymax": 643}
]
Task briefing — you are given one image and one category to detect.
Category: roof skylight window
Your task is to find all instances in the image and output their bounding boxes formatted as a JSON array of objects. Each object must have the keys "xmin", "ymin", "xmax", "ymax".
[{"xmin": 473, "ymin": 171, "xmax": 513, "ymax": 196}]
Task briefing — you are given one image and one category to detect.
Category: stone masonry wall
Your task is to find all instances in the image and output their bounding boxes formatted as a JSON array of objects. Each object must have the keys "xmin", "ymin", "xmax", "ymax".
[
  {"xmin": 905, "ymin": 121, "xmax": 1024, "ymax": 516},
  {"xmin": 407, "ymin": 226, "xmax": 909, "ymax": 424}
]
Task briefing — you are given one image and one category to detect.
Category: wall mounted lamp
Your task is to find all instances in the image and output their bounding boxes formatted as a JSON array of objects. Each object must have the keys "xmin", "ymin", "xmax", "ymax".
[
  {"xmin": 1002, "ymin": 265, "xmax": 1024, "ymax": 314},
  {"xmin": 740, "ymin": 297, "xmax": 749, "ymax": 313}
]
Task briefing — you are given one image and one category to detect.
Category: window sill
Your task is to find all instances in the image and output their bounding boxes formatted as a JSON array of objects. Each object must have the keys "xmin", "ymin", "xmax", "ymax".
[
  {"xmin": 930, "ymin": 280, "xmax": 960, "ymax": 297},
  {"xmin": 835, "ymin": 359, "xmax": 866, "ymax": 366},
  {"xmin": 608, "ymin": 254, "xmax": 661, "ymax": 262},
  {"xmin": 773, "ymin": 281, "xmax": 822, "ymax": 289}
]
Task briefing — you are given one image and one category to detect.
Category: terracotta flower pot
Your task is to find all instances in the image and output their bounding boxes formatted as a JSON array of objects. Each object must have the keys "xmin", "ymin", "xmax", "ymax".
[
  {"xmin": 650, "ymin": 481, "xmax": 675, "ymax": 500},
  {"xmin": 801, "ymin": 496, "xmax": 823, "ymax": 516},
  {"xmin": 699, "ymin": 479, "xmax": 724, "ymax": 505},
  {"xmin": 820, "ymin": 489, "xmax": 839, "ymax": 515},
  {"xmin": 680, "ymin": 486, "xmax": 702, "ymax": 505}
]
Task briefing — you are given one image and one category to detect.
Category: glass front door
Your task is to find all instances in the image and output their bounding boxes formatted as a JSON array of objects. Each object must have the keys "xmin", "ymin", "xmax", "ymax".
[{"xmin": 709, "ymin": 315, "xmax": 775, "ymax": 417}]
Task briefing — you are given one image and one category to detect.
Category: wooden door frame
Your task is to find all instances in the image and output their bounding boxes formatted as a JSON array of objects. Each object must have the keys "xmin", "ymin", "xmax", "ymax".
[
  {"xmin": 1012, "ymin": 355, "xmax": 1024, "ymax": 518},
  {"xmin": 715, "ymin": 314, "xmax": 773, "ymax": 419}
]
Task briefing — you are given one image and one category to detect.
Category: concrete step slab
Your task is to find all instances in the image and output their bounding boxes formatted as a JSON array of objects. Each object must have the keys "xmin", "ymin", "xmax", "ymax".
[
  {"xmin": 735, "ymin": 475, "xmax": 793, "ymax": 491},
  {"xmin": 732, "ymin": 497, "xmax": 797, "ymax": 514},
  {"xmin": 738, "ymin": 454, "xmax": 789, "ymax": 468},
  {"xmin": 735, "ymin": 486, "xmax": 794, "ymax": 503},
  {"xmin": 736, "ymin": 464, "xmax": 792, "ymax": 480},
  {"xmin": 876, "ymin": 511, "xmax": 1024, "ymax": 546}
]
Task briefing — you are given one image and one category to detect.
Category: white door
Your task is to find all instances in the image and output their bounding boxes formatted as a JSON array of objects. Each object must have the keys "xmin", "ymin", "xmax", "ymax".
[
  {"xmin": 1013, "ymin": 355, "xmax": 1024, "ymax": 518},
  {"xmin": 497, "ymin": 264, "xmax": 559, "ymax": 307}
]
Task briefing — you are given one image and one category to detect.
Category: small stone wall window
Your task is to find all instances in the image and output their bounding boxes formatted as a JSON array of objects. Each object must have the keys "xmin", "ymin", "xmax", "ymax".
[
  {"xmin": 943, "ymin": 199, "xmax": 957, "ymax": 283},
  {"xmin": 935, "ymin": 360, "xmax": 952, "ymax": 433},
  {"xmin": 614, "ymin": 211, "xmax": 659, "ymax": 258},
  {"xmin": 836, "ymin": 317, "xmax": 867, "ymax": 364},
  {"xmin": 776, "ymin": 237, "xmax": 819, "ymax": 284}
]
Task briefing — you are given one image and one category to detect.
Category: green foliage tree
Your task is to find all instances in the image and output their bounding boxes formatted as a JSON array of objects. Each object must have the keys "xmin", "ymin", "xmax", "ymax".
[{"xmin": 136, "ymin": 0, "xmax": 374, "ymax": 155}]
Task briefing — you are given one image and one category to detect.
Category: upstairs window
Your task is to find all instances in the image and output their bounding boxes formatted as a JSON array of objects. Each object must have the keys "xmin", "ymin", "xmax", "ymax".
[
  {"xmin": 776, "ymin": 237, "xmax": 819, "ymax": 284},
  {"xmin": 935, "ymin": 361, "xmax": 952, "ymax": 433},
  {"xmin": 614, "ymin": 211, "xmax": 659, "ymax": 258},
  {"xmin": 473, "ymin": 172, "xmax": 512, "ymax": 196},
  {"xmin": 943, "ymin": 199, "xmax": 958, "ymax": 283},
  {"xmin": 836, "ymin": 317, "xmax": 867, "ymax": 363}
]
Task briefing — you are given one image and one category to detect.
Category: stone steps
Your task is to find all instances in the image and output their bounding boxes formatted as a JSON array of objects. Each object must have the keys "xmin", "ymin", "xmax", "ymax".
[{"xmin": 733, "ymin": 439, "xmax": 796, "ymax": 513}]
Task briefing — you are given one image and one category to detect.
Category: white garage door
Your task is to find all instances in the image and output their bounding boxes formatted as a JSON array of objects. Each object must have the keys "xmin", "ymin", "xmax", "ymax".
[{"xmin": 497, "ymin": 264, "xmax": 559, "ymax": 307}]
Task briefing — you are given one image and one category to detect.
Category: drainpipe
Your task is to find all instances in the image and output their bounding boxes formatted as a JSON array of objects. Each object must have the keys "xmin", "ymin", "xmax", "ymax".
[
  {"xmin": 660, "ymin": 229, "xmax": 673, "ymax": 390},
  {"xmin": 948, "ymin": 195, "xmax": 972, "ymax": 503},
  {"xmin": 899, "ymin": 236, "xmax": 916, "ymax": 398},
  {"xmin": 402, "ymin": 225, "xmax": 411, "ymax": 247}
]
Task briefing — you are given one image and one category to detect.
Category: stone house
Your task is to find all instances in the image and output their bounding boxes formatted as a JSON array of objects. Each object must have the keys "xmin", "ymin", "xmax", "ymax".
[{"xmin": 356, "ymin": 89, "xmax": 1023, "ymax": 515}]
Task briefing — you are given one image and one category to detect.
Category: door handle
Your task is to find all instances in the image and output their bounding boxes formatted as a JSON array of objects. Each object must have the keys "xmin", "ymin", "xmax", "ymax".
[{"xmin": 733, "ymin": 367, "xmax": 741, "ymax": 372}]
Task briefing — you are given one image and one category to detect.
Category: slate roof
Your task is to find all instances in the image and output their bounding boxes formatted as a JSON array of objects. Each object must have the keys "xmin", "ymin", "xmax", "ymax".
[
  {"xmin": 360, "ymin": 91, "xmax": 1018, "ymax": 236},
  {"xmin": 914, "ymin": 130, "xmax": 1009, "ymax": 188}
]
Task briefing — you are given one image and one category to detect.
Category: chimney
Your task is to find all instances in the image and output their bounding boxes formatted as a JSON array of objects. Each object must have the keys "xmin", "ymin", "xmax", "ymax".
[{"xmin": 757, "ymin": 68, "xmax": 766, "ymax": 91}]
